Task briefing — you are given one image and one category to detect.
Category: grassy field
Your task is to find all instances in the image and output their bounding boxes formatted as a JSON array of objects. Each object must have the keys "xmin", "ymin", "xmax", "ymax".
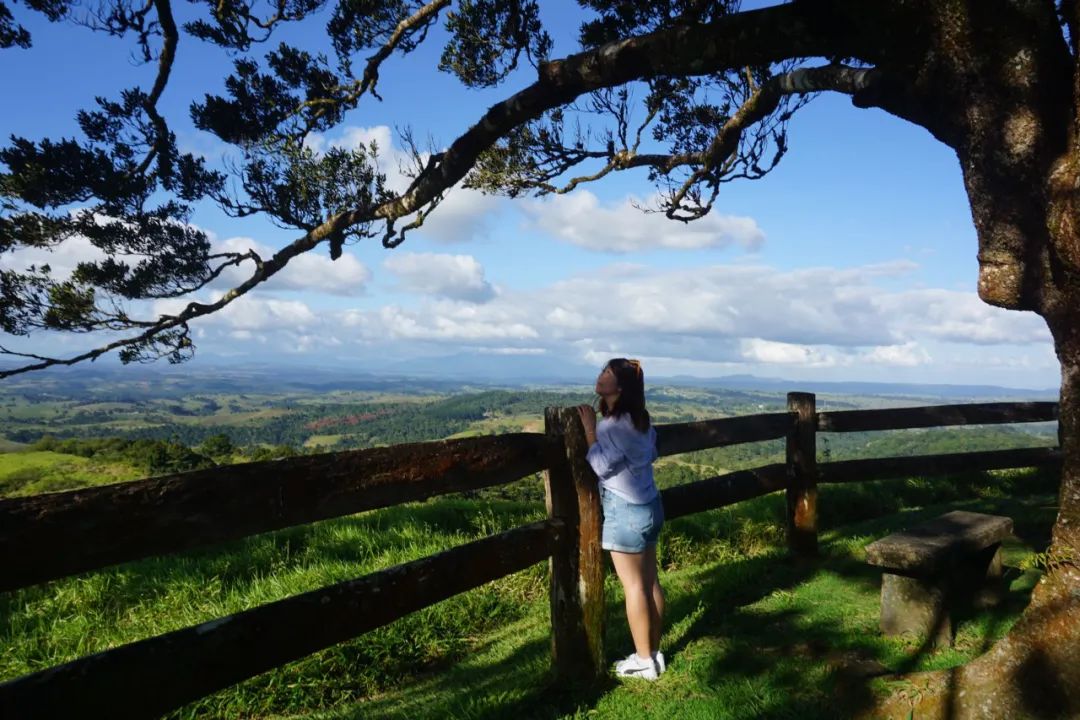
[
  {"xmin": 0, "ymin": 438, "xmax": 26, "ymax": 452},
  {"xmin": 0, "ymin": 465, "xmax": 1059, "ymax": 719},
  {"xmin": 0, "ymin": 450, "xmax": 141, "ymax": 496},
  {"xmin": 309, "ymin": 480, "xmax": 1056, "ymax": 720}
]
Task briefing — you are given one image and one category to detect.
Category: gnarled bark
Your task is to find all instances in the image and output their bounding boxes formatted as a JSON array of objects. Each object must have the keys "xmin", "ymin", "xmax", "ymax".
[{"xmin": 845, "ymin": 2, "xmax": 1080, "ymax": 716}]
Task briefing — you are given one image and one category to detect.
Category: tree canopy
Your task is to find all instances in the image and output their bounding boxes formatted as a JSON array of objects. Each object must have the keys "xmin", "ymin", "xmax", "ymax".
[{"xmin": 0, "ymin": 0, "xmax": 912, "ymax": 376}]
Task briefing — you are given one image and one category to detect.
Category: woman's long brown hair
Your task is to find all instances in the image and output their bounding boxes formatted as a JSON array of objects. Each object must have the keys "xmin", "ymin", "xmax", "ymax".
[{"xmin": 597, "ymin": 358, "xmax": 651, "ymax": 432}]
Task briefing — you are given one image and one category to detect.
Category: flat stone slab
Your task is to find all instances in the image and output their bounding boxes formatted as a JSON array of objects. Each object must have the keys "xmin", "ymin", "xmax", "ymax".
[{"xmin": 865, "ymin": 510, "xmax": 1013, "ymax": 575}]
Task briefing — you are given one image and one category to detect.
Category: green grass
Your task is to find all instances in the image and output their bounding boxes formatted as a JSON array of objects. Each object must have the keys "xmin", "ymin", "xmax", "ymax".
[
  {"xmin": 0, "ymin": 498, "xmax": 549, "ymax": 719},
  {"xmin": 0, "ymin": 451, "xmax": 141, "ymax": 496},
  {"xmin": 0, "ymin": 467, "xmax": 1059, "ymax": 719},
  {"xmin": 311, "ymin": 481, "xmax": 1055, "ymax": 720},
  {"xmin": 0, "ymin": 437, "xmax": 27, "ymax": 452},
  {"xmin": 445, "ymin": 414, "xmax": 546, "ymax": 439},
  {"xmin": 304, "ymin": 434, "xmax": 346, "ymax": 448}
]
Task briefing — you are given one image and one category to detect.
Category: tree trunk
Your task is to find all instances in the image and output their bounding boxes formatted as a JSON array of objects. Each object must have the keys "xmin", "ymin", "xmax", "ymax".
[
  {"xmin": 872, "ymin": 314, "xmax": 1080, "ymax": 720},
  {"xmin": 856, "ymin": 3, "xmax": 1080, "ymax": 716}
]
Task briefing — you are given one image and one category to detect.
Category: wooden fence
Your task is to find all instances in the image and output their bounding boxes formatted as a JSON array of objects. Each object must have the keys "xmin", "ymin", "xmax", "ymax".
[{"xmin": 0, "ymin": 395, "xmax": 1061, "ymax": 718}]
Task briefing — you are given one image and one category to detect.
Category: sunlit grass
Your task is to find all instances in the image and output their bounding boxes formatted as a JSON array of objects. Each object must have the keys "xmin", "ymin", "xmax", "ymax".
[{"xmin": 0, "ymin": 450, "xmax": 141, "ymax": 496}]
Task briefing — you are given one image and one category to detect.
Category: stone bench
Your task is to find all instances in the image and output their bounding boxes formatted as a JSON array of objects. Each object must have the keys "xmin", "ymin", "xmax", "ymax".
[{"xmin": 864, "ymin": 510, "xmax": 1013, "ymax": 646}]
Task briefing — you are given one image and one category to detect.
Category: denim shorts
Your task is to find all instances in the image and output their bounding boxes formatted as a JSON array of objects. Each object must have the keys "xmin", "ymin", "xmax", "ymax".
[{"xmin": 600, "ymin": 486, "xmax": 665, "ymax": 553}]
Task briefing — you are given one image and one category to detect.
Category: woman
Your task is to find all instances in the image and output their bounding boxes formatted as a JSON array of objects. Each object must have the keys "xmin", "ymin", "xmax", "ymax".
[{"xmin": 577, "ymin": 358, "xmax": 666, "ymax": 680}]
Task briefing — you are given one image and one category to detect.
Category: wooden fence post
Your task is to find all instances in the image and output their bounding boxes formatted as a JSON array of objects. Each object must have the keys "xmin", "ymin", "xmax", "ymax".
[
  {"xmin": 544, "ymin": 406, "xmax": 605, "ymax": 682},
  {"xmin": 786, "ymin": 392, "xmax": 818, "ymax": 557}
]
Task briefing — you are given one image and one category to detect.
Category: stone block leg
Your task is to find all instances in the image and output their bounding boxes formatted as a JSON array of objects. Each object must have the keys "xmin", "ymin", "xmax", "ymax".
[
  {"xmin": 880, "ymin": 572, "xmax": 953, "ymax": 647},
  {"xmin": 970, "ymin": 543, "xmax": 1006, "ymax": 609}
]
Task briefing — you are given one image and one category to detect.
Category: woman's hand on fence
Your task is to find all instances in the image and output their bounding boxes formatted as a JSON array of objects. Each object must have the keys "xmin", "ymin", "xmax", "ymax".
[{"xmin": 577, "ymin": 405, "xmax": 597, "ymax": 446}]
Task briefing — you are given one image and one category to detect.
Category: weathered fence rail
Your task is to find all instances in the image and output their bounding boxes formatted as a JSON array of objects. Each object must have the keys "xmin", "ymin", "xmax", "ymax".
[
  {"xmin": 0, "ymin": 394, "xmax": 1062, "ymax": 718},
  {"xmin": 816, "ymin": 401, "xmax": 1058, "ymax": 433},
  {"xmin": 1, "ymin": 520, "xmax": 557, "ymax": 720},
  {"xmin": 660, "ymin": 463, "xmax": 788, "ymax": 520},
  {"xmin": 655, "ymin": 411, "xmax": 794, "ymax": 456},
  {"xmin": 0, "ymin": 432, "xmax": 550, "ymax": 592},
  {"xmin": 818, "ymin": 446, "xmax": 1062, "ymax": 484}
]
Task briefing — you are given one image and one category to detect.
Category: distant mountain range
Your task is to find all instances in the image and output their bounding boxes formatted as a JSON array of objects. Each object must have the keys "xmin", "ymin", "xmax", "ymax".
[
  {"xmin": 658, "ymin": 374, "xmax": 1057, "ymax": 400},
  {"xmin": 1, "ymin": 355, "xmax": 1057, "ymax": 400}
]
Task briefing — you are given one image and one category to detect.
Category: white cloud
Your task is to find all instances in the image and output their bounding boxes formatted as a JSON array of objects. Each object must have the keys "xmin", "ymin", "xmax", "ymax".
[
  {"xmin": 213, "ymin": 236, "xmax": 370, "ymax": 296},
  {"xmin": 153, "ymin": 293, "xmax": 316, "ymax": 332},
  {"xmin": 539, "ymin": 264, "xmax": 901, "ymax": 347},
  {"xmin": 0, "ymin": 234, "xmax": 107, "ymax": 278},
  {"xmin": 862, "ymin": 342, "xmax": 931, "ymax": 367},
  {"xmin": 123, "ymin": 257, "xmax": 1056, "ymax": 387},
  {"xmin": 362, "ymin": 303, "xmax": 539, "ymax": 341},
  {"xmin": 741, "ymin": 338, "xmax": 838, "ymax": 367},
  {"xmin": 383, "ymin": 252, "xmax": 495, "ymax": 302},
  {"xmin": 150, "ymin": 292, "xmax": 347, "ymax": 356},
  {"xmin": 416, "ymin": 189, "xmax": 500, "ymax": 244},
  {"xmin": 320, "ymin": 261, "xmax": 1057, "ymax": 383},
  {"xmin": 219, "ymin": 296, "xmax": 317, "ymax": 331},
  {"xmin": 330, "ymin": 264, "xmax": 903, "ymax": 360},
  {"xmin": 309, "ymin": 125, "xmax": 500, "ymax": 244},
  {"xmin": 882, "ymin": 289, "xmax": 1049, "ymax": 345},
  {"xmin": 1, "ymin": 228, "xmax": 371, "ymax": 301},
  {"xmin": 523, "ymin": 190, "xmax": 765, "ymax": 253},
  {"xmin": 479, "ymin": 347, "xmax": 548, "ymax": 355}
]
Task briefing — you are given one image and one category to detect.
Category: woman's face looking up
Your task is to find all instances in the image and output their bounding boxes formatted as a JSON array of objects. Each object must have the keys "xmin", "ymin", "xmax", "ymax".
[{"xmin": 596, "ymin": 366, "xmax": 619, "ymax": 397}]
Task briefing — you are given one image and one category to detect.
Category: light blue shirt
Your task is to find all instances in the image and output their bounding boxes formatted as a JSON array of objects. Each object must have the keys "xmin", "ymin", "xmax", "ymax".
[{"xmin": 585, "ymin": 413, "xmax": 659, "ymax": 504}]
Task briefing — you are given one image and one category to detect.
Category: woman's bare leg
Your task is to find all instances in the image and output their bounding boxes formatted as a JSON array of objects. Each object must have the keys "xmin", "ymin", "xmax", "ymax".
[
  {"xmin": 610, "ymin": 549, "xmax": 658, "ymax": 658},
  {"xmin": 644, "ymin": 545, "xmax": 665, "ymax": 651}
]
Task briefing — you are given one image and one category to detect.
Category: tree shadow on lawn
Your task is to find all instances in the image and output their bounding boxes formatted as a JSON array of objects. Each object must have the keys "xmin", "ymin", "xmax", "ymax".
[
  {"xmin": 324, "ymin": 550, "xmax": 861, "ymax": 720},
  {"xmin": 305, "ymin": 546, "xmax": 829, "ymax": 720},
  {"xmin": 339, "ymin": 494, "xmax": 1054, "ymax": 720}
]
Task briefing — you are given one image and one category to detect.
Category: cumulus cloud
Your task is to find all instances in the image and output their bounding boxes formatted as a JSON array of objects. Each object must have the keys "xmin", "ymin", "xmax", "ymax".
[
  {"xmin": 1, "ymin": 226, "xmax": 371, "ymax": 300},
  {"xmin": 151, "ymin": 292, "xmax": 349, "ymax": 357},
  {"xmin": 523, "ymin": 190, "xmax": 765, "ymax": 253},
  {"xmin": 741, "ymin": 338, "xmax": 837, "ymax": 367},
  {"xmin": 345, "ymin": 302, "xmax": 538, "ymax": 341},
  {"xmin": 213, "ymin": 236, "xmax": 370, "ymax": 296},
  {"xmin": 539, "ymin": 264, "xmax": 901, "ymax": 347},
  {"xmin": 417, "ymin": 189, "xmax": 500, "ymax": 244},
  {"xmin": 862, "ymin": 342, "xmax": 931, "ymax": 367},
  {"xmin": 1, "ymin": 233, "xmax": 107, "ymax": 278},
  {"xmin": 129, "ymin": 255, "xmax": 1055, "ymax": 386},
  {"xmin": 383, "ymin": 252, "xmax": 495, "ymax": 302},
  {"xmin": 883, "ymin": 289, "xmax": 1050, "ymax": 345},
  {"xmin": 329, "ymin": 263, "xmax": 906, "ymax": 364},
  {"xmin": 479, "ymin": 347, "xmax": 548, "ymax": 355},
  {"xmin": 155, "ymin": 293, "xmax": 317, "ymax": 332}
]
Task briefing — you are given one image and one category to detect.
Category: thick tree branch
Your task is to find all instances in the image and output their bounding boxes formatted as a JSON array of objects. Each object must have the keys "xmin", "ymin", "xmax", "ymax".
[
  {"xmin": 365, "ymin": 1, "xmax": 868, "ymax": 224},
  {"xmin": 360, "ymin": 0, "xmax": 449, "ymax": 101},
  {"xmin": 507, "ymin": 64, "xmax": 879, "ymax": 201},
  {"xmin": 666, "ymin": 64, "xmax": 879, "ymax": 219},
  {"xmin": 135, "ymin": 0, "xmax": 178, "ymax": 177},
  {"xmin": 295, "ymin": 0, "xmax": 449, "ymax": 125}
]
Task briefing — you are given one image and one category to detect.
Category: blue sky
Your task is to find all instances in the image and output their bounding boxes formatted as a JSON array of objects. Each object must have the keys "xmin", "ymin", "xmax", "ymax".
[{"xmin": 0, "ymin": 1, "xmax": 1059, "ymax": 388}]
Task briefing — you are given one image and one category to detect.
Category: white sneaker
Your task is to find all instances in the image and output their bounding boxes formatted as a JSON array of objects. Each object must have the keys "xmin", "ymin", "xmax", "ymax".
[
  {"xmin": 615, "ymin": 653, "xmax": 659, "ymax": 680},
  {"xmin": 653, "ymin": 651, "xmax": 666, "ymax": 674}
]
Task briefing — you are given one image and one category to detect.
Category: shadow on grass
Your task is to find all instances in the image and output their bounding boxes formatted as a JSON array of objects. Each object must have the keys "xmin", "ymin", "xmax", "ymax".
[
  {"xmin": 330, "ymin": 548, "xmax": 829, "ymax": 720},
  {"xmin": 340, "ymin": 489, "xmax": 1056, "ymax": 720}
]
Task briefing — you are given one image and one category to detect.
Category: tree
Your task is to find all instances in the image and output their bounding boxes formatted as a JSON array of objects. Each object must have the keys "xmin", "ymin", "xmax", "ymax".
[
  {"xmin": 1, "ymin": 0, "xmax": 1078, "ymax": 715},
  {"xmin": 200, "ymin": 432, "xmax": 235, "ymax": 460}
]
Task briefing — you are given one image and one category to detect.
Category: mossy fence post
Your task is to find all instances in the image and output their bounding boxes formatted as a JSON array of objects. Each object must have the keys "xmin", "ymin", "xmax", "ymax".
[
  {"xmin": 544, "ymin": 406, "xmax": 605, "ymax": 682},
  {"xmin": 786, "ymin": 391, "xmax": 818, "ymax": 557}
]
